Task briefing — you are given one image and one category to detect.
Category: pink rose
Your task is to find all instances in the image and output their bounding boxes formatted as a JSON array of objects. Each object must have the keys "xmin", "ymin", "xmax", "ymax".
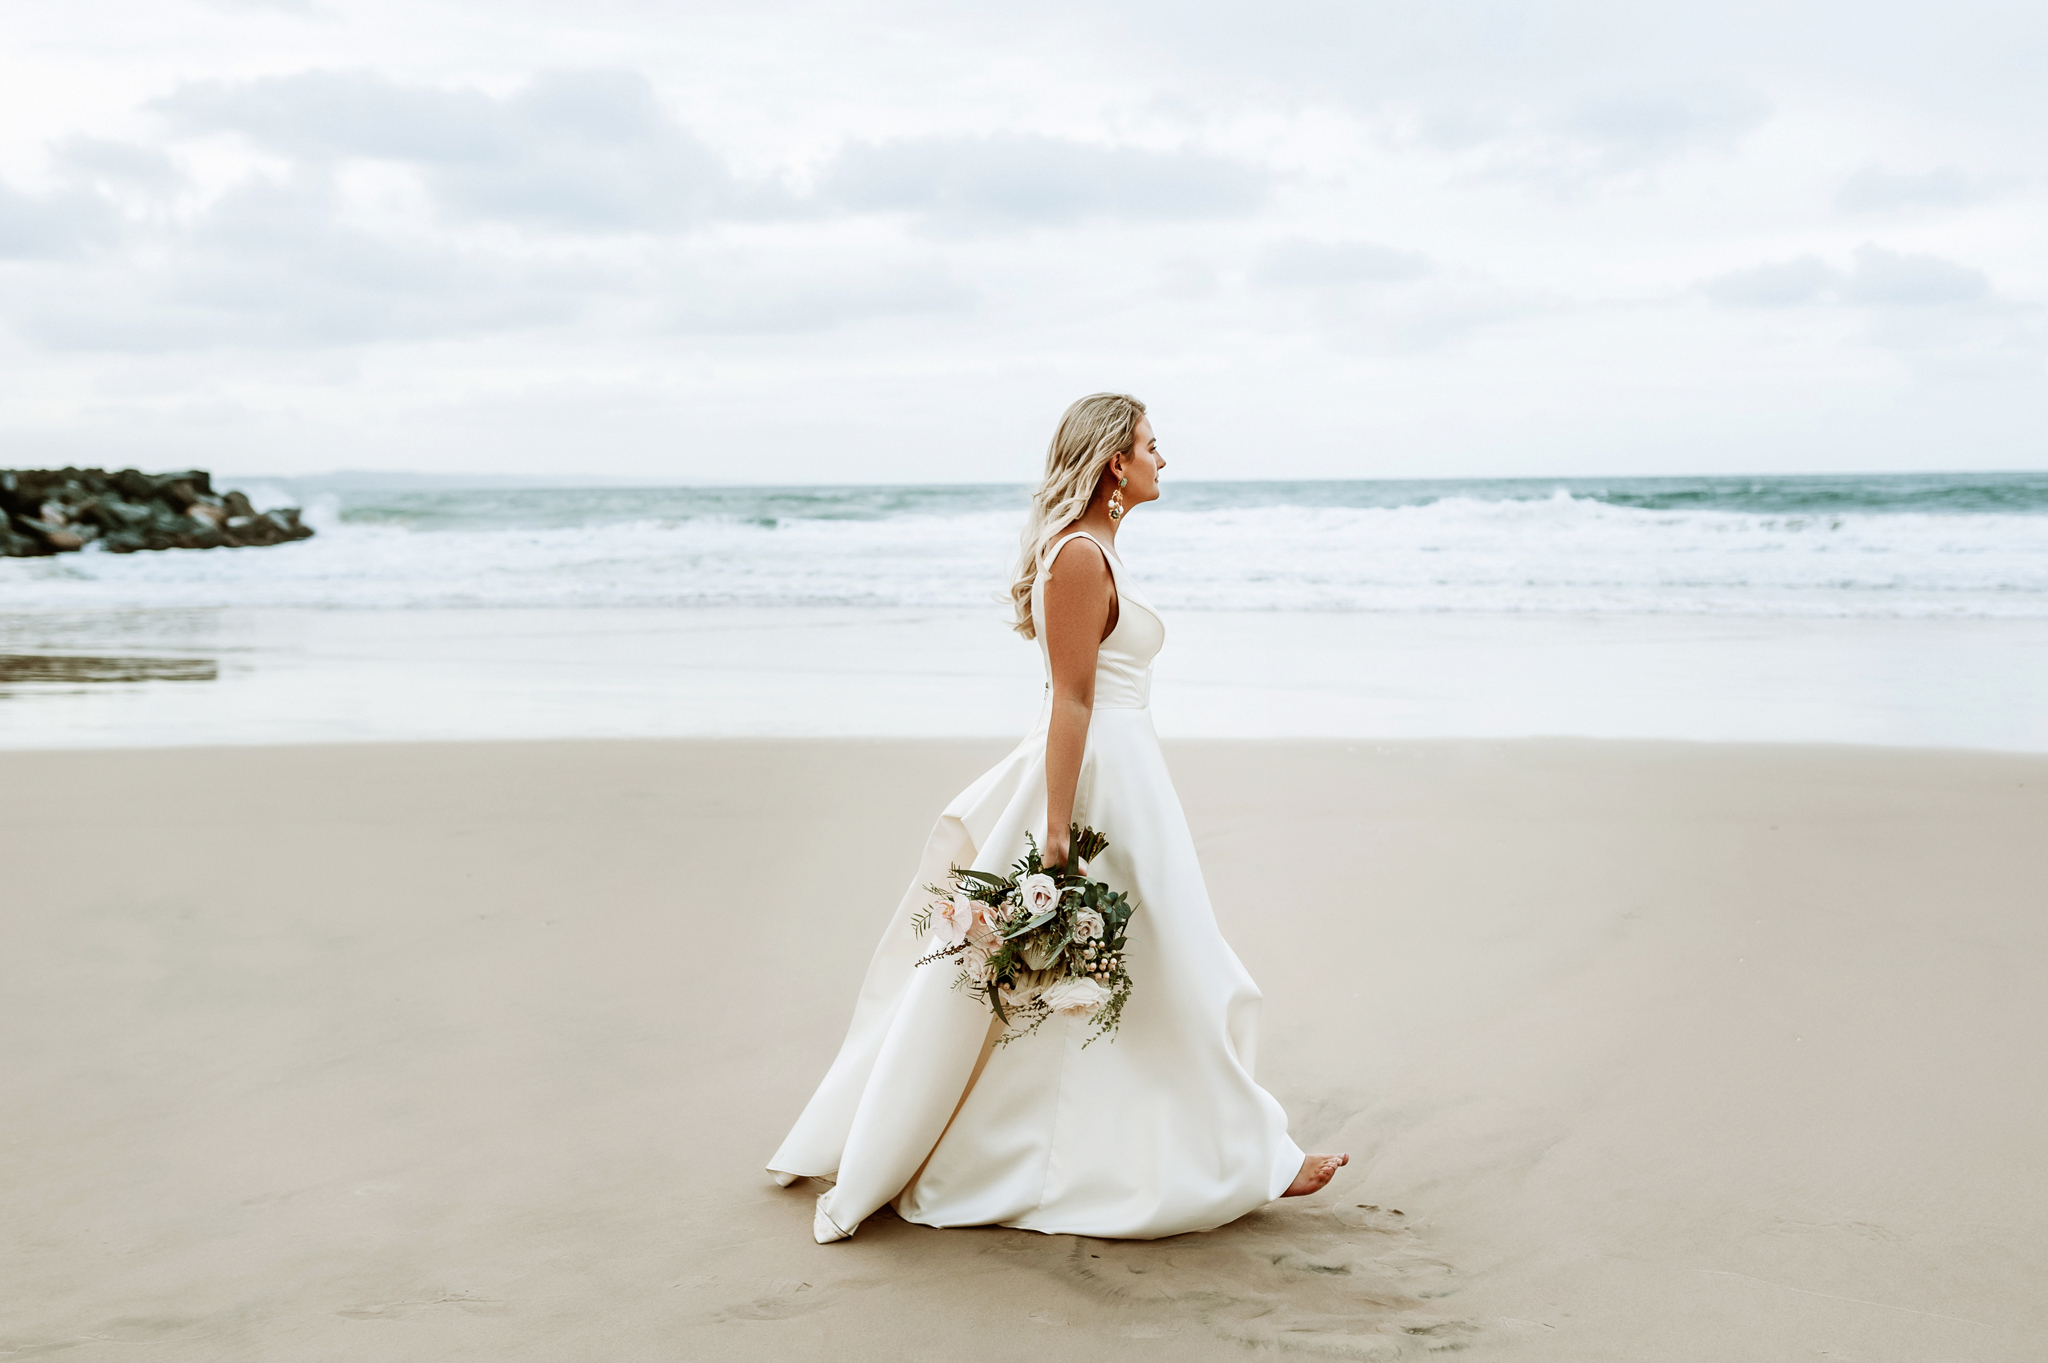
[{"xmin": 968, "ymin": 903, "xmax": 1002, "ymax": 951}]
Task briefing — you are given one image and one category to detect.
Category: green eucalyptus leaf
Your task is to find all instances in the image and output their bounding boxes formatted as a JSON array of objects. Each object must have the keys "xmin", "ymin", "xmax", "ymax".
[
  {"xmin": 1001, "ymin": 908, "xmax": 1057, "ymax": 939},
  {"xmin": 955, "ymin": 868, "xmax": 1011, "ymax": 890}
]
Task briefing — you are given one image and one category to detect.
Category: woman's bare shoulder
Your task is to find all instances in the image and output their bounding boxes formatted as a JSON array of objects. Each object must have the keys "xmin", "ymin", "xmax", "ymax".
[{"xmin": 1046, "ymin": 530, "xmax": 1111, "ymax": 582}]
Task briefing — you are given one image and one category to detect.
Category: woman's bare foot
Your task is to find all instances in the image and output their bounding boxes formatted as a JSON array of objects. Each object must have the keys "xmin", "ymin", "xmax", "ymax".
[{"xmin": 1282, "ymin": 1152, "xmax": 1349, "ymax": 1197}]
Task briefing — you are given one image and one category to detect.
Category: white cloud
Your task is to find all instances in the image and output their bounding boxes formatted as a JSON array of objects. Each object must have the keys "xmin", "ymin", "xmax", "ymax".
[
  {"xmin": 0, "ymin": 0, "xmax": 2043, "ymax": 478},
  {"xmin": 1702, "ymin": 257, "xmax": 1838, "ymax": 308},
  {"xmin": 1705, "ymin": 246, "xmax": 1996, "ymax": 311},
  {"xmin": 660, "ymin": 259, "xmax": 975, "ymax": 335},
  {"xmin": 1701, "ymin": 245, "xmax": 2039, "ymax": 379},
  {"xmin": 0, "ymin": 69, "xmax": 1003, "ymax": 349},
  {"xmin": 1836, "ymin": 165, "xmax": 1990, "ymax": 213},
  {"xmin": 1842, "ymin": 246, "xmax": 1991, "ymax": 307},
  {"xmin": 53, "ymin": 136, "xmax": 184, "ymax": 194},
  {"xmin": 817, "ymin": 134, "xmax": 1266, "ymax": 234},
  {"xmin": 1558, "ymin": 89, "xmax": 1771, "ymax": 168},
  {"xmin": 14, "ymin": 180, "xmax": 577, "ymax": 350},
  {"xmin": 1254, "ymin": 240, "xmax": 1433, "ymax": 287},
  {"xmin": 1283, "ymin": 280, "xmax": 1558, "ymax": 356},
  {"xmin": 0, "ymin": 180, "xmax": 118, "ymax": 258},
  {"xmin": 149, "ymin": 70, "xmax": 1270, "ymax": 242},
  {"xmin": 156, "ymin": 69, "xmax": 762, "ymax": 232}
]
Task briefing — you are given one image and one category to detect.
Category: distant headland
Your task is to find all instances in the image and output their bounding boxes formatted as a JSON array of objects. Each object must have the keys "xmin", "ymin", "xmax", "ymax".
[{"xmin": 0, "ymin": 468, "xmax": 313, "ymax": 557}]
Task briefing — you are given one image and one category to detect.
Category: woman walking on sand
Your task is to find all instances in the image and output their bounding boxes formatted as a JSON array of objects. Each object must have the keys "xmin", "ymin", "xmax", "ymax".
[{"xmin": 768, "ymin": 392, "xmax": 1347, "ymax": 1243}]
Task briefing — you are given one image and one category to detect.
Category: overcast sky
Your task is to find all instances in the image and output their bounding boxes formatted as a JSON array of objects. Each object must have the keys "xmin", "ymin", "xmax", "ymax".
[{"xmin": 2, "ymin": 0, "xmax": 2044, "ymax": 483}]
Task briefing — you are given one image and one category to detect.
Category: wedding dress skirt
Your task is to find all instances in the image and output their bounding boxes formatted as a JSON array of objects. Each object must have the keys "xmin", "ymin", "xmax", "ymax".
[{"xmin": 768, "ymin": 532, "xmax": 1303, "ymax": 1241}]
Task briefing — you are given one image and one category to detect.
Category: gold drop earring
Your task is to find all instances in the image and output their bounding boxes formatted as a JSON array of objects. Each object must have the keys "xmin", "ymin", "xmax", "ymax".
[{"xmin": 1108, "ymin": 473, "xmax": 1128, "ymax": 522}]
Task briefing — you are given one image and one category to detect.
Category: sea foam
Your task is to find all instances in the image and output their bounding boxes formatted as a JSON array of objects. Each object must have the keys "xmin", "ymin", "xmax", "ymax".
[{"xmin": 1, "ymin": 477, "xmax": 2043, "ymax": 617}]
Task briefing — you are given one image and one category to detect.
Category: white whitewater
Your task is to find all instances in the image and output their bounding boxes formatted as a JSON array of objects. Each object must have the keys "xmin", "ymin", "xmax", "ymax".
[
  {"xmin": 768, "ymin": 532, "xmax": 1304, "ymax": 1240},
  {"xmin": 5, "ymin": 476, "xmax": 2046, "ymax": 618}
]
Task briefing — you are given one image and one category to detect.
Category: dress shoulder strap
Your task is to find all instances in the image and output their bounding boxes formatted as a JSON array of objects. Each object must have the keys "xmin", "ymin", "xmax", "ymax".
[{"xmin": 1043, "ymin": 530, "xmax": 1118, "ymax": 579}]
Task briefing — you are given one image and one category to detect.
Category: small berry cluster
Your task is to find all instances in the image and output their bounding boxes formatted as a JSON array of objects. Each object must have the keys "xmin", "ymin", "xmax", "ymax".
[{"xmin": 1080, "ymin": 944, "xmax": 1123, "ymax": 982}]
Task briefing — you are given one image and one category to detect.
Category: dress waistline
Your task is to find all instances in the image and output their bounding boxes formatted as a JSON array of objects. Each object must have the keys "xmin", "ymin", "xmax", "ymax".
[{"xmin": 1041, "ymin": 683, "xmax": 1151, "ymax": 712}]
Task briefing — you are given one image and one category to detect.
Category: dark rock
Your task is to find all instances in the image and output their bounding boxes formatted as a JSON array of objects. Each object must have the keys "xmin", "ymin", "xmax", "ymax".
[
  {"xmin": 0, "ymin": 467, "xmax": 313, "ymax": 557},
  {"xmin": 0, "ymin": 518, "xmax": 50, "ymax": 556},
  {"xmin": 226, "ymin": 515, "xmax": 281, "ymax": 546},
  {"xmin": 8, "ymin": 471, "xmax": 64, "ymax": 509},
  {"xmin": 18, "ymin": 519, "xmax": 85, "ymax": 552},
  {"xmin": 82, "ymin": 497, "xmax": 152, "ymax": 532}
]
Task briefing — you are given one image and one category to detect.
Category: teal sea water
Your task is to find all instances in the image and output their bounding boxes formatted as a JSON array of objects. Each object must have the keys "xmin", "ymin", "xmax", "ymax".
[
  {"xmin": 4, "ymin": 470, "xmax": 2044, "ymax": 617},
  {"xmin": 316, "ymin": 469, "xmax": 2048, "ymax": 529}
]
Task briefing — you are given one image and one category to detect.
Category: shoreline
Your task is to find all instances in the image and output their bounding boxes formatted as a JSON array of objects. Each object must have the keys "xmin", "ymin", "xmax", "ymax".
[
  {"xmin": 4, "ymin": 736, "xmax": 2043, "ymax": 1360},
  {"xmin": 5, "ymin": 606, "xmax": 2046, "ymax": 752},
  {"xmin": 0, "ymin": 730, "xmax": 2038, "ymax": 759}
]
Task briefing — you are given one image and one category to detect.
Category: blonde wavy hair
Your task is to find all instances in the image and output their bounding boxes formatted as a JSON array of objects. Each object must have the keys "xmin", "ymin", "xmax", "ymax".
[{"xmin": 1009, "ymin": 392, "xmax": 1147, "ymax": 639}]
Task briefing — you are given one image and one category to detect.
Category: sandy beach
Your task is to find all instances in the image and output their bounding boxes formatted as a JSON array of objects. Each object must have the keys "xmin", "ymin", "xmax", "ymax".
[
  {"xmin": 7, "ymin": 607, "xmax": 2047, "ymax": 752},
  {"xmin": 4, "ymin": 736, "xmax": 2042, "ymax": 1360}
]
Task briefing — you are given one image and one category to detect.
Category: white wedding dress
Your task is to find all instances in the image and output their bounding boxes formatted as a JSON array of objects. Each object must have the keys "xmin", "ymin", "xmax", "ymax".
[{"xmin": 769, "ymin": 531, "xmax": 1303, "ymax": 1241}]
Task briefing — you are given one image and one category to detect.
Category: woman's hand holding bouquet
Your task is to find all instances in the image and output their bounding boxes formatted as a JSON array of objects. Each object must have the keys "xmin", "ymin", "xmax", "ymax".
[{"xmin": 912, "ymin": 824, "xmax": 1134, "ymax": 1045}]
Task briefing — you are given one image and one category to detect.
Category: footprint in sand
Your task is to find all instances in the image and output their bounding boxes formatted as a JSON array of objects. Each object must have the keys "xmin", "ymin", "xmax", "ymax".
[
  {"xmin": 709, "ymin": 1275, "xmax": 882, "ymax": 1322},
  {"xmin": 334, "ymin": 1292, "xmax": 510, "ymax": 1320},
  {"xmin": 1003, "ymin": 1202, "xmax": 1477, "ymax": 1358}
]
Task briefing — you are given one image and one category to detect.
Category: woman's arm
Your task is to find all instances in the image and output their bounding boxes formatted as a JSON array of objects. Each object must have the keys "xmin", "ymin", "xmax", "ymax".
[{"xmin": 1041, "ymin": 538, "xmax": 1116, "ymax": 868}]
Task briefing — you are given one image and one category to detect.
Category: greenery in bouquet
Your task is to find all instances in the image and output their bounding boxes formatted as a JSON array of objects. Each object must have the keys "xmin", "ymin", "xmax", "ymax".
[{"xmin": 912, "ymin": 824, "xmax": 1135, "ymax": 1046}]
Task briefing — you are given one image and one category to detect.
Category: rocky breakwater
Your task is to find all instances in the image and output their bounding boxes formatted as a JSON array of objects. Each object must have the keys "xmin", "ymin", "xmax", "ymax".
[{"xmin": 0, "ymin": 468, "xmax": 314, "ymax": 557}]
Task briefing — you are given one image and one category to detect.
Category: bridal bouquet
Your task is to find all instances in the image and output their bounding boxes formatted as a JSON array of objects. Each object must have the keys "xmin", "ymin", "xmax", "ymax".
[{"xmin": 912, "ymin": 825, "xmax": 1135, "ymax": 1045}]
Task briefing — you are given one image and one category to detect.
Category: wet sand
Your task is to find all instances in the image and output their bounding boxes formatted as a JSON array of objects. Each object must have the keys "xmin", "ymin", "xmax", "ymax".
[
  {"xmin": 3, "ymin": 738, "xmax": 2043, "ymax": 1360},
  {"xmin": 6, "ymin": 607, "xmax": 2047, "ymax": 752}
]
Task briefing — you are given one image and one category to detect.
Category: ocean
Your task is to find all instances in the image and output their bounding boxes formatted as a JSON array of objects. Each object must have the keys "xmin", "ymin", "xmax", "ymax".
[
  {"xmin": 3, "ymin": 471, "xmax": 2045, "ymax": 618},
  {"xmin": 5, "ymin": 471, "xmax": 2046, "ymax": 752}
]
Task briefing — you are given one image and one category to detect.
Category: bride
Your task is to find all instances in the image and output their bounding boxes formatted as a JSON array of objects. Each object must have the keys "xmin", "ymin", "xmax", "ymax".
[{"xmin": 769, "ymin": 392, "xmax": 1347, "ymax": 1243}]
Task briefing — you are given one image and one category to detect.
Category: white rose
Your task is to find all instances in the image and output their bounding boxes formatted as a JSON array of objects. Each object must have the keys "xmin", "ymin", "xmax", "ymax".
[
  {"xmin": 999, "ymin": 976, "xmax": 1046, "ymax": 1012},
  {"xmin": 1040, "ymin": 975, "xmax": 1112, "ymax": 1018},
  {"xmin": 1072, "ymin": 908, "xmax": 1104, "ymax": 943},
  {"xmin": 1019, "ymin": 873, "xmax": 1062, "ymax": 917}
]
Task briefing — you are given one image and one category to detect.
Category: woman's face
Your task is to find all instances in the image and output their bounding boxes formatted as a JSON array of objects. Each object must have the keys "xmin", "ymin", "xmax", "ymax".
[{"xmin": 1111, "ymin": 417, "xmax": 1166, "ymax": 507}]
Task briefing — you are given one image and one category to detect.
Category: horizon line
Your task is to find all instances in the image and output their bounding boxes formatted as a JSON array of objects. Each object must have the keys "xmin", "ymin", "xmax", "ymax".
[{"xmin": 205, "ymin": 467, "xmax": 2048, "ymax": 490}]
